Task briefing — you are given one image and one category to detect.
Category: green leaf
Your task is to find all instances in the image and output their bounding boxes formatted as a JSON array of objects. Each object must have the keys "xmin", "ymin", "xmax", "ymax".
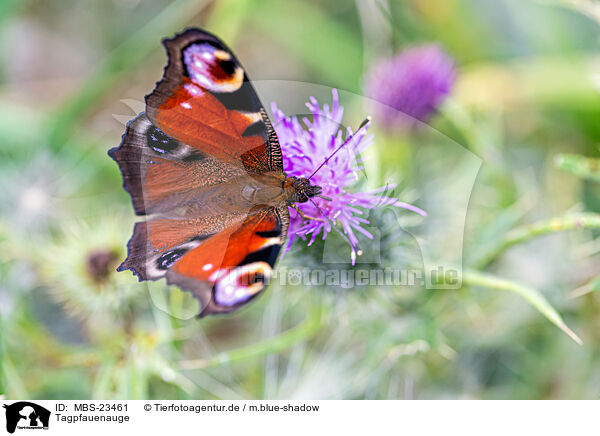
[{"xmin": 464, "ymin": 270, "xmax": 582, "ymax": 345}]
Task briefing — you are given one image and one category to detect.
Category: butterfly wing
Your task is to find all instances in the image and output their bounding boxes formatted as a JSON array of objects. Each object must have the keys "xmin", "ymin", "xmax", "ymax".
[
  {"xmin": 146, "ymin": 28, "xmax": 282, "ymax": 174},
  {"xmin": 117, "ymin": 206, "xmax": 287, "ymax": 316},
  {"xmin": 109, "ymin": 113, "xmax": 249, "ymax": 216},
  {"xmin": 167, "ymin": 206, "xmax": 289, "ymax": 316},
  {"xmin": 110, "ymin": 28, "xmax": 289, "ymax": 316}
]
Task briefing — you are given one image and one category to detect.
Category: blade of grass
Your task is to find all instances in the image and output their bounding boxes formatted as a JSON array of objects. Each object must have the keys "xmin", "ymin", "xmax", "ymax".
[
  {"xmin": 128, "ymin": 354, "xmax": 148, "ymax": 400},
  {"xmin": 569, "ymin": 275, "xmax": 600, "ymax": 299},
  {"xmin": 463, "ymin": 270, "xmax": 582, "ymax": 345},
  {"xmin": 92, "ymin": 360, "xmax": 116, "ymax": 399},
  {"xmin": 149, "ymin": 356, "xmax": 197, "ymax": 395},
  {"xmin": 2, "ymin": 357, "xmax": 29, "ymax": 399}
]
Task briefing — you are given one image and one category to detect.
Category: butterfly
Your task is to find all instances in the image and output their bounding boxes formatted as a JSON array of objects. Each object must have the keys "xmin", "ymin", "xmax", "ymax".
[{"xmin": 108, "ymin": 28, "xmax": 344, "ymax": 317}]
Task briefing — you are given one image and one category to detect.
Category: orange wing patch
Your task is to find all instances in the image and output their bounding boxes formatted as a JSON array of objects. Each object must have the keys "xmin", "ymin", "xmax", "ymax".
[
  {"xmin": 167, "ymin": 208, "xmax": 284, "ymax": 315},
  {"xmin": 109, "ymin": 114, "xmax": 247, "ymax": 216},
  {"xmin": 172, "ymin": 208, "xmax": 281, "ymax": 282},
  {"xmin": 154, "ymin": 77, "xmax": 266, "ymax": 168}
]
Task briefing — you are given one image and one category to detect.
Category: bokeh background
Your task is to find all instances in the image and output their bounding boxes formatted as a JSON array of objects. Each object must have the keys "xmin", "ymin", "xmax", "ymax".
[{"xmin": 1, "ymin": 0, "xmax": 600, "ymax": 399}]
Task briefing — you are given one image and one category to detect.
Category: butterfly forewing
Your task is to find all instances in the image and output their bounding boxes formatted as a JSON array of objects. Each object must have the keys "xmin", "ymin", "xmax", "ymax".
[
  {"xmin": 146, "ymin": 28, "xmax": 283, "ymax": 174},
  {"xmin": 109, "ymin": 113, "xmax": 248, "ymax": 216}
]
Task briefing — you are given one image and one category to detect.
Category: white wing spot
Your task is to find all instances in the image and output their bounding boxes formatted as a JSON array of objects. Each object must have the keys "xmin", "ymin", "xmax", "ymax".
[
  {"xmin": 242, "ymin": 112, "xmax": 262, "ymax": 123},
  {"xmin": 184, "ymin": 83, "xmax": 202, "ymax": 96},
  {"xmin": 196, "ymin": 75, "xmax": 212, "ymax": 88},
  {"xmin": 213, "ymin": 262, "xmax": 273, "ymax": 306}
]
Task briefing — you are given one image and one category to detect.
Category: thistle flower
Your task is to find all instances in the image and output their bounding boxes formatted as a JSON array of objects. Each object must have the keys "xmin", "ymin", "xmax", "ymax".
[
  {"xmin": 39, "ymin": 217, "xmax": 146, "ymax": 325},
  {"xmin": 271, "ymin": 89, "xmax": 426, "ymax": 264},
  {"xmin": 365, "ymin": 44, "xmax": 456, "ymax": 129},
  {"xmin": 86, "ymin": 249, "xmax": 120, "ymax": 283}
]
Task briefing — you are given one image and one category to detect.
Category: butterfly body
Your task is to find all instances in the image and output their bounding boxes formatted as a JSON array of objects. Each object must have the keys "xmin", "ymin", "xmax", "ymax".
[{"xmin": 110, "ymin": 28, "xmax": 322, "ymax": 316}]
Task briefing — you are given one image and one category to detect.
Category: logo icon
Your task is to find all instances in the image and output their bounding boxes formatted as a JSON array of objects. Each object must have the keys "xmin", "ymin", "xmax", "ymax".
[{"xmin": 2, "ymin": 402, "xmax": 50, "ymax": 433}]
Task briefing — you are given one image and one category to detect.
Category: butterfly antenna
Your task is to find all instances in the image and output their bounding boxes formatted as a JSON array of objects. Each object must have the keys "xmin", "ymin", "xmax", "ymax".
[
  {"xmin": 307, "ymin": 116, "xmax": 371, "ymax": 180},
  {"xmin": 309, "ymin": 197, "xmax": 329, "ymax": 220}
]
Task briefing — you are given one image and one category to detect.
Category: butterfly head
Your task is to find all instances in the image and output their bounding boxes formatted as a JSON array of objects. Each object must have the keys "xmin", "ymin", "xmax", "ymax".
[{"xmin": 291, "ymin": 177, "xmax": 322, "ymax": 203}]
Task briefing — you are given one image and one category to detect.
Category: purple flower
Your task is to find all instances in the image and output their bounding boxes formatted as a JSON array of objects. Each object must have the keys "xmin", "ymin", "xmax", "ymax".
[
  {"xmin": 365, "ymin": 44, "xmax": 456, "ymax": 129},
  {"xmin": 271, "ymin": 89, "xmax": 426, "ymax": 264}
]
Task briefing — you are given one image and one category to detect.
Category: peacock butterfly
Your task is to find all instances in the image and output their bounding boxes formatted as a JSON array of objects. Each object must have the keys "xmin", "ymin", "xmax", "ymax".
[{"xmin": 109, "ymin": 28, "xmax": 363, "ymax": 317}]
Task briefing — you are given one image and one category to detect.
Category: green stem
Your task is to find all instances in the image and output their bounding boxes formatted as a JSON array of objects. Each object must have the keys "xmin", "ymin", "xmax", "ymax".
[
  {"xmin": 178, "ymin": 309, "xmax": 322, "ymax": 371},
  {"xmin": 554, "ymin": 153, "xmax": 600, "ymax": 183},
  {"xmin": 473, "ymin": 213, "xmax": 600, "ymax": 270}
]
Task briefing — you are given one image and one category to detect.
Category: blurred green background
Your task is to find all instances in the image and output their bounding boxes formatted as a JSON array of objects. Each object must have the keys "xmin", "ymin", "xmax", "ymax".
[{"xmin": 1, "ymin": 0, "xmax": 600, "ymax": 399}]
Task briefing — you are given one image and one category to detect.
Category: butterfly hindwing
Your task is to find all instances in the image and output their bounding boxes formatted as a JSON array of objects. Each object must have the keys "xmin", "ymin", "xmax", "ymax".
[
  {"xmin": 146, "ymin": 28, "xmax": 283, "ymax": 174},
  {"xmin": 165, "ymin": 206, "xmax": 288, "ymax": 316},
  {"xmin": 117, "ymin": 211, "xmax": 248, "ymax": 281}
]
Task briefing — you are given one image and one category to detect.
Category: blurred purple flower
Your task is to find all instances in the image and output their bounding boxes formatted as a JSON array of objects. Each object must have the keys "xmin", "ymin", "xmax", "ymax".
[
  {"xmin": 271, "ymin": 89, "xmax": 426, "ymax": 264},
  {"xmin": 365, "ymin": 44, "xmax": 456, "ymax": 129}
]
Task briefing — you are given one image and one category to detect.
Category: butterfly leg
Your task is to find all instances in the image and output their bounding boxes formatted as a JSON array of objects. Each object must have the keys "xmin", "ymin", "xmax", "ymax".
[{"xmin": 290, "ymin": 204, "xmax": 326, "ymax": 223}]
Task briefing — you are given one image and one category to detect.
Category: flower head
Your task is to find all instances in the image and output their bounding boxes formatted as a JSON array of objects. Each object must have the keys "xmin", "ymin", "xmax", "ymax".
[
  {"xmin": 365, "ymin": 44, "xmax": 455, "ymax": 129},
  {"xmin": 271, "ymin": 89, "xmax": 426, "ymax": 264},
  {"xmin": 40, "ymin": 217, "xmax": 145, "ymax": 324}
]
